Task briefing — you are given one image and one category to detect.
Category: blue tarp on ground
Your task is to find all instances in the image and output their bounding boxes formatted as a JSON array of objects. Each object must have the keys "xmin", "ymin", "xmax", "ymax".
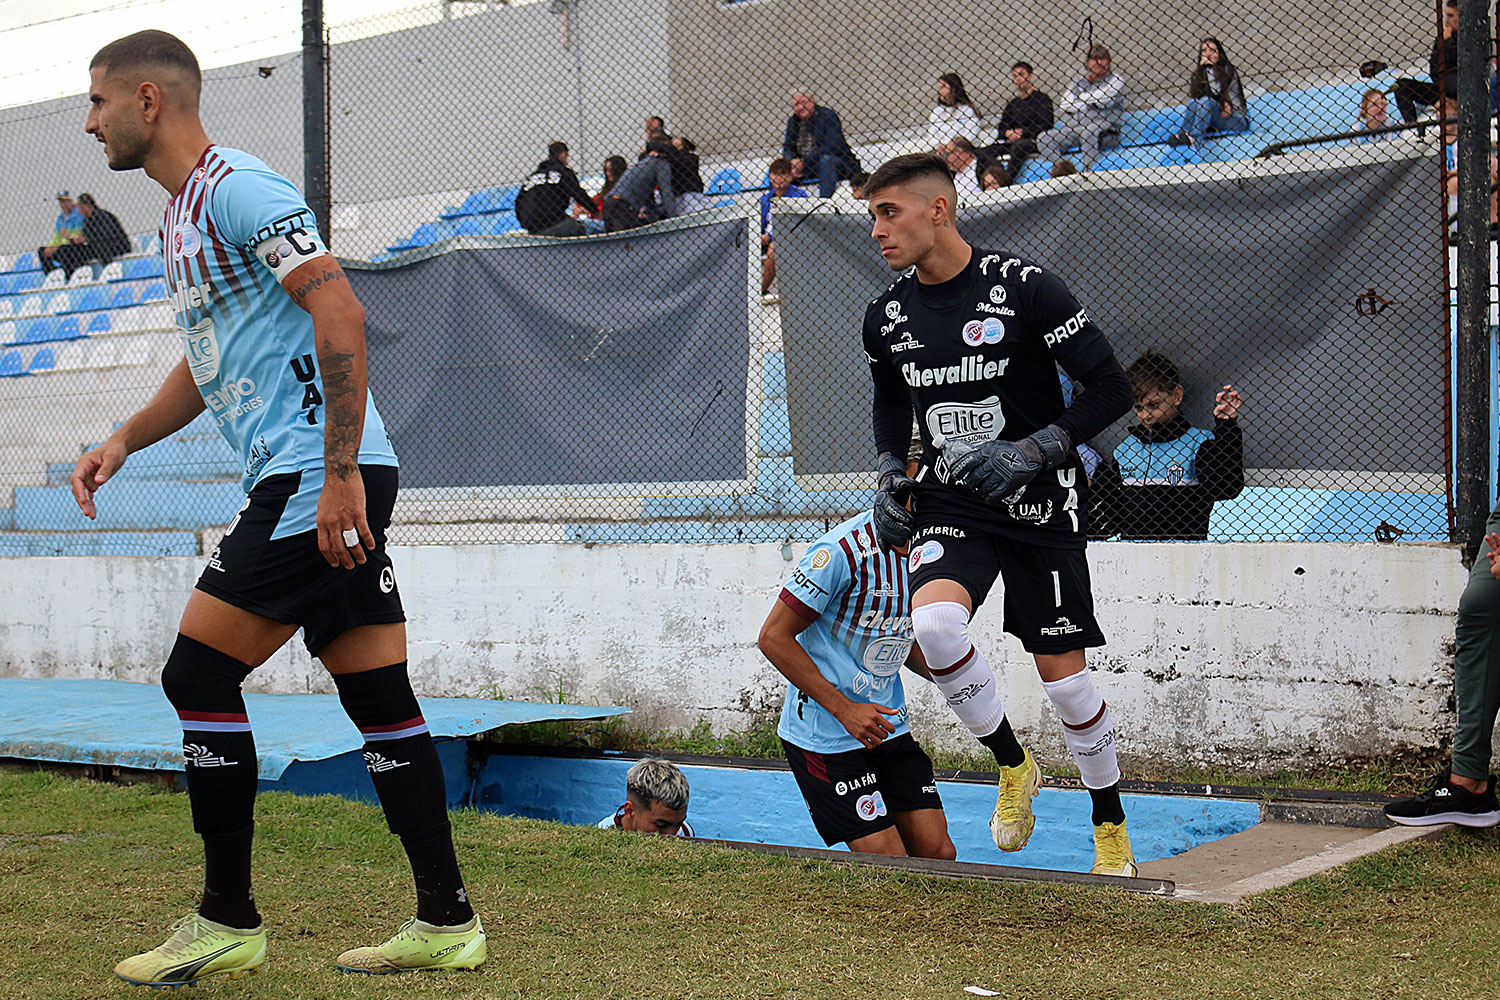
[{"xmin": 0, "ymin": 677, "xmax": 629, "ymax": 780}]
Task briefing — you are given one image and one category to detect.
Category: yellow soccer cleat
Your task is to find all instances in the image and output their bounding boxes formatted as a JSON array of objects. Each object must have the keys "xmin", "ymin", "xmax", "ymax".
[
  {"xmin": 1090, "ymin": 819, "xmax": 1139, "ymax": 877},
  {"xmin": 990, "ymin": 748, "xmax": 1041, "ymax": 852},
  {"xmin": 336, "ymin": 915, "xmax": 486, "ymax": 974},
  {"xmin": 114, "ymin": 912, "xmax": 266, "ymax": 988}
]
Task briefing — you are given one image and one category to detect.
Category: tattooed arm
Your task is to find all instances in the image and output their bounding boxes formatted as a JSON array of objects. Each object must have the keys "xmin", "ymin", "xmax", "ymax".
[{"xmin": 284, "ymin": 257, "xmax": 373, "ymax": 569}]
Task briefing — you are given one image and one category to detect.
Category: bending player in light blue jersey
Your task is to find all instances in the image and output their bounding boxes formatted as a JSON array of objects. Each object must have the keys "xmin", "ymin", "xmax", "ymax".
[
  {"xmin": 757, "ymin": 445, "xmax": 956, "ymax": 858},
  {"xmin": 73, "ymin": 30, "xmax": 482, "ymax": 985}
]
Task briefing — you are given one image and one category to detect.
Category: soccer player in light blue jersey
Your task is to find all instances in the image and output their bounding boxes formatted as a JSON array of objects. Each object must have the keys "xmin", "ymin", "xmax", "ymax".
[
  {"xmin": 73, "ymin": 30, "xmax": 482, "ymax": 985},
  {"xmin": 757, "ymin": 445, "xmax": 956, "ymax": 859}
]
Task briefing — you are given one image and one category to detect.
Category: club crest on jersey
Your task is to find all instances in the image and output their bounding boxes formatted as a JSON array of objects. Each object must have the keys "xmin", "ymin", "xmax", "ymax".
[
  {"xmin": 855, "ymin": 791, "xmax": 889, "ymax": 821},
  {"xmin": 908, "ymin": 540, "xmax": 944, "ymax": 571},
  {"xmin": 962, "ymin": 320, "xmax": 984, "ymax": 346},
  {"xmin": 884, "ymin": 301, "xmax": 901, "ymax": 320},
  {"xmin": 193, "ymin": 165, "xmax": 207, "ymax": 182},
  {"xmin": 989, "ymin": 285, "xmax": 1007, "ymax": 305},
  {"xmin": 173, "ymin": 221, "xmax": 201, "ymax": 259}
]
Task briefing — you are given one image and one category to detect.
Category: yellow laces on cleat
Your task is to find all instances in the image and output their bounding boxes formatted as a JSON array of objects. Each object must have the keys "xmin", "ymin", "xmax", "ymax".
[
  {"xmin": 990, "ymin": 749, "xmax": 1041, "ymax": 852},
  {"xmin": 114, "ymin": 912, "xmax": 266, "ymax": 987},
  {"xmin": 336, "ymin": 915, "xmax": 486, "ymax": 974},
  {"xmin": 1090, "ymin": 819, "xmax": 1139, "ymax": 877}
]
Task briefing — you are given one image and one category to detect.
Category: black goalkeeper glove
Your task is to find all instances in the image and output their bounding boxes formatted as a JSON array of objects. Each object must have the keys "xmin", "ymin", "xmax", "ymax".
[
  {"xmin": 872, "ymin": 452, "xmax": 917, "ymax": 552},
  {"xmin": 933, "ymin": 425, "xmax": 1072, "ymax": 506}
]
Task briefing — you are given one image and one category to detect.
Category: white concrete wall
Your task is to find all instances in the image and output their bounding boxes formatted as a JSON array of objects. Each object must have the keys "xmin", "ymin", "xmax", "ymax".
[{"xmin": 0, "ymin": 539, "xmax": 1466, "ymax": 767}]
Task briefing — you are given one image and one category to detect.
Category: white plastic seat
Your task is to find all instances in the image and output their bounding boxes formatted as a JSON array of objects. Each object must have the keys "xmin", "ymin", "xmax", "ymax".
[
  {"xmin": 0, "ymin": 299, "xmax": 12, "ymax": 318},
  {"xmin": 45, "ymin": 291, "xmax": 70, "ymax": 314},
  {"xmin": 67, "ymin": 266, "xmax": 97, "ymax": 287},
  {"xmin": 0, "ymin": 321, "xmax": 14, "ymax": 343},
  {"xmin": 40, "ymin": 268, "xmax": 67, "ymax": 290},
  {"xmin": 97, "ymin": 261, "xmax": 124, "ymax": 283},
  {"xmin": 16, "ymin": 295, "xmax": 42, "ymax": 318}
]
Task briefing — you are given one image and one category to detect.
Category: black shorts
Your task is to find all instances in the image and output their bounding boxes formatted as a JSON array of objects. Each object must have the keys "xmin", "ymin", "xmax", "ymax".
[
  {"xmin": 195, "ymin": 465, "xmax": 405, "ymax": 656},
  {"xmin": 907, "ymin": 513, "xmax": 1105, "ymax": 655},
  {"xmin": 782, "ymin": 733, "xmax": 943, "ymax": 847}
]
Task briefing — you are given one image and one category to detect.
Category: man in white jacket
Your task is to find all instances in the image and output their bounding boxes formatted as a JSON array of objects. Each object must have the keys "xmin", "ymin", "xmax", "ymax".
[{"xmin": 1036, "ymin": 46, "xmax": 1125, "ymax": 171}]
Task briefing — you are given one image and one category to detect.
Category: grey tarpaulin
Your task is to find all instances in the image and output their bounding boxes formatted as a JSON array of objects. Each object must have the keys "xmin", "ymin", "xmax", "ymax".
[
  {"xmin": 774, "ymin": 144, "xmax": 1448, "ymax": 492},
  {"xmin": 344, "ymin": 215, "xmax": 757, "ymax": 492}
]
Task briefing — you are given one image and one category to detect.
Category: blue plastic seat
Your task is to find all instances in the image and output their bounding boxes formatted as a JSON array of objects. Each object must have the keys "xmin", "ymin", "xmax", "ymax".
[
  {"xmin": 12, "ymin": 252, "xmax": 38, "ymax": 273},
  {"xmin": 66, "ymin": 287, "xmax": 107, "ymax": 314},
  {"xmin": 125, "ymin": 258, "xmax": 161, "ymax": 280},
  {"xmin": 55, "ymin": 316, "xmax": 83, "ymax": 341},
  {"xmin": 11, "ymin": 271, "xmax": 42, "ymax": 294},
  {"xmin": 86, "ymin": 312, "xmax": 111, "ymax": 334},
  {"xmin": 484, "ymin": 213, "xmax": 521, "ymax": 235},
  {"xmin": 0, "ymin": 350, "xmax": 22, "ymax": 376},
  {"xmin": 26, "ymin": 347, "xmax": 56, "ymax": 373},
  {"xmin": 139, "ymin": 281, "xmax": 167, "ymax": 302},
  {"xmin": 707, "ymin": 168, "xmax": 743, "ymax": 195},
  {"xmin": 491, "ymin": 185, "xmax": 519, "ymax": 212},
  {"xmin": 1157, "ymin": 146, "xmax": 1204, "ymax": 166},
  {"xmin": 22, "ymin": 318, "xmax": 56, "ymax": 343},
  {"xmin": 1090, "ymin": 151, "xmax": 1132, "ymax": 172},
  {"xmin": 455, "ymin": 216, "xmax": 487, "ymax": 236},
  {"xmin": 108, "ymin": 285, "xmax": 136, "ymax": 309},
  {"xmin": 442, "ymin": 190, "xmax": 490, "ymax": 218}
]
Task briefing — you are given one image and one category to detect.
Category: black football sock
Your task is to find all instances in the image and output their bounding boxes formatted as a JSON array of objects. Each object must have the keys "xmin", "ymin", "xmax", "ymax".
[{"xmin": 978, "ymin": 716, "xmax": 1026, "ymax": 769}]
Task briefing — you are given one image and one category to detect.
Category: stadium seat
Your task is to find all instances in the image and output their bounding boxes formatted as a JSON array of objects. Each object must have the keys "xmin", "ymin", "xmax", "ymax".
[
  {"xmin": 1137, "ymin": 109, "xmax": 1186, "ymax": 145},
  {"xmin": 707, "ymin": 168, "xmax": 744, "ymax": 195},
  {"xmin": 54, "ymin": 316, "xmax": 82, "ymax": 341},
  {"xmin": 443, "ymin": 189, "xmax": 492, "ymax": 218},
  {"xmin": 1013, "ymin": 159, "xmax": 1052, "ymax": 184},
  {"xmin": 483, "ymin": 213, "xmax": 521, "ymax": 235},
  {"xmin": 0, "ymin": 321, "xmax": 14, "ymax": 344},
  {"xmin": 12, "ymin": 252, "xmax": 37, "ymax": 273},
  {"xmin": 99, "ymin": 261, "xmax": 124, "ymax": 282},
  {"xmin": 124, "ymin": 258, "xmax": 160, "ymax": 280},
  {"xmin": 0, "ymin": 350, "xmax": 22, "ymax": 376},
  {"xmin": 491, "ymin": 185, "xmax": 519, "ymax": 211},
  {"xmin": 455, "ymin": 216, "xmax": 487, "ymax": 236},
  {"xmin": 1158, "ymin": 146, "xmax": 1204, "ymax": 167},
  {"xmin": 433, "ymin": 217, "xmax": 461, "ymax": 241},
  {"xmin": 139, "ymin": 281, "xmax": 167, "ymax": 302},
  {"xmin": 67, "ymin": 266, "xmax": 97, "ymax": 287},
  {"xmin": 40, "ymin": 268, "xmax": 66, "ymax": 290},
  {"xmin": 86, "ymin": 312, "xmax": 111, "ymax": 335},
  {"xmin": 0, "ymin": 298, "xmax": 12, "ymax": 318},
  {"xmin": 66, "ymin": 287, "xmax": 106, "ymax": 314},
  {"xmin": 21, "ymin": 318, "xmax": 55, "ymax": 343},
  {"xmin": 107, "ymin": 285, "xmax": 136, "ymax": 309},
  {"xmin": 16, "ymin": 294, "xmax": 43, "ymax": 318},
  {"xmin": 1090, "ymin": 151, "xmax": 1131, "ymax": 172},
  {"xmin": 26, "ymin": 347, "xmax": 56, "ymax": 373},
  {"xmin": 45, "ymin": 291, "xmax": 70, "ymax": 314}
]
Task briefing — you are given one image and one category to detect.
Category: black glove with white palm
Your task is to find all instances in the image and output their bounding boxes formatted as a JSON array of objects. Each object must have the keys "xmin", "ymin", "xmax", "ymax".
[
  {"xmin": 872, "ymin": 452, "xmax": 917, "ymax": 551},
  {"xmin": 933, "ymin": 425, "xmax": 1073, "ymax": 506}
]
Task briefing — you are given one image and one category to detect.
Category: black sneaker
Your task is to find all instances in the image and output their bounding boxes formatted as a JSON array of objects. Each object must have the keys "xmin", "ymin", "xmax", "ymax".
[
  {"xmin": 1384, "ymin": 770, "xmax": 1500, "ymax": 828},
  {"xmin": 1166, "ymin": 132, "xmax": 1190, "ymax": 148}
]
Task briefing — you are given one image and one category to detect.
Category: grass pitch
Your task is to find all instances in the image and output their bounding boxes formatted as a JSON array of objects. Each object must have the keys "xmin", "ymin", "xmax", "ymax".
[{"xmin": 2, "ymin": 764, "xmax": 1496, "ymax": 1000}]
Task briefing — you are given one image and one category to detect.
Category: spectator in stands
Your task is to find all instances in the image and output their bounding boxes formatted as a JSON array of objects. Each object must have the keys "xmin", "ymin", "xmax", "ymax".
[
  {"xmin": 760, "ymin": 157, "xmax": 808, "ymax": 296},
  {"xmin": 1051, "ymin": 160, "xmax": 1078, "ymax": 178},
  {"xmin": 1351, "ymin": 89, "xmax": 1395, "ymax": 144},
  {"xmin": 848, "ymin": 171, "xmax": 871, "ymax": 199},
  {"xmin": 1089, "ymin": 352, "xmax": 1244, "ymax": 540},
  {"xmin": 645, "ymin": 115, "xmax": 666, "ymax": 140},
  {"xmin": 1037, "ymin": 46, "xmax": 1125, "ymax": 171},
  {"xmin": 980, "ymin": 162, "xmax": 1012, "ymax": 190},
  {"xmin": 985, "ymin": 61, "xmax": 1054, "ymax": 180},
  {"xmin": 50, "ymin": 192, "xmax": 131, "ymax": 278},
  {"xmin": 588, "ymin": 155, "xmax": 629, "ymax": 215},
  {"xmin": 927, "ymin": 72, "xmax": 982, "ymax": 150},
  {"xmin": 598, "ymin": 758, "xmax": 695, "ymax": 837},
  {"xmin": 1394, "ymin": 0, "xmax": 1457, "ymax": 137},
  {"xmin": 37, "ymin": 191, "xmax": 84, "ymax": 274},
  {"xmin": 1442, "ymin": 116, "xmax": 1498, "ymax": 233},
  {"xmin": 781, "ymin": 91, "xmax": 862, "ymax": 198},
  {"xmin": 1167, "ymin": 38, "xmax": 1249, "ymax": 148},
  {"xmin": 514, "ymin": 141, "xmax": 599, "ymax": 237},
  {"xmin": 602, "ymin": 144, "xmax": 678, "ymax": 232},
  {"xmin": 668, "ymin": 135, "xmax": 712, "ymax": 213},
  {"xmin": 941, "ymin": 137, "xmax": 991, "ymax": 197}
]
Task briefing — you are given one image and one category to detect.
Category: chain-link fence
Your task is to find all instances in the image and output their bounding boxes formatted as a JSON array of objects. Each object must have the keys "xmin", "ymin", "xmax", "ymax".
[{"xmin": 0, "ymin": 0, "xmax": 1493, "ymax": 553}]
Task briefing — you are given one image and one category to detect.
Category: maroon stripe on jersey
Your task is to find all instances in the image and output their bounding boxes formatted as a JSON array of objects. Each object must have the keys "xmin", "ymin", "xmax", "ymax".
[
  {"xmin": 200, "ymin": 162, "xmax": 253, "ymax": 313},
  {"xmin": 1061, "ymin": 701, "xmax": 1108, "ymax": 732},
  {"xmin": 804, "ymin": 750, "xmax": 829, "ymax": 783},
  {"xmin": 778, "ymin": 588, "xmax": 819, "ymax": 623},
  {"xmin": 928, "ymin": 645, "xmax": 976, "ymax": 677},
  {"xmin": 834, "ymin": 537, "xmax": 859, "ymax": 644}
]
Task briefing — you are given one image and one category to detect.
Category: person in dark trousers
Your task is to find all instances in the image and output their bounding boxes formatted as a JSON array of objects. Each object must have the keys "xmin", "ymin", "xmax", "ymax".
[
  {"xmin": 513, "ymin": 141, "xmax": 599, "ymax": 236},
  {"xmin": 983, "ymin": 62, "xmax": 1054, "ymax": 180},
  {"xmin": 781, "ymin": 91, "xmax": 861, "ymax": 197},
  {"xmin": 1090, "ymin": 352, "xmax": 1244, "ymax": 541},
  {"xmin": 1386, "ymin": 513, "xmax": 1500, "ymax": 829},
  {"xmin": 601, "ymin": 143, "xmax": 678, "ymax": 232},
  {"xmin": 1393, "ymin": 0, "xmax": 1456, "ymax": 135},
  {"xmin": 51, "ymin": 192, "xmax": 132, "ymax": 277}
]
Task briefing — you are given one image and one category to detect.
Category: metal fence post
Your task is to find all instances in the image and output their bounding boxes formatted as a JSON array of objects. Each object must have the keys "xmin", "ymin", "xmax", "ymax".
[{"xmin": 302, "ymin": 0, "xmax": 331, "ymax": 245}]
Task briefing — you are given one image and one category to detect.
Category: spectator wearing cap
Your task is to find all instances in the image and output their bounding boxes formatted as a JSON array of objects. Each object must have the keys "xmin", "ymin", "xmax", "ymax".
[
  {"xmin": 1036, "ymin": 45, "xmax": 1125, "ymax": 171},
  {"xmin": 38, "ymin": 191, "xmax": 85, "ymax": 273},
  {"xmin": 598, "ymin": 758, "xmax": 695, "ymax": 837},
  {"xmin": 781, "ymin": 90, "xmax": 862, "ymax": 198},
  {"xmin": 49, "ymin": 193, "xmax": 131, "ymax": 278}
]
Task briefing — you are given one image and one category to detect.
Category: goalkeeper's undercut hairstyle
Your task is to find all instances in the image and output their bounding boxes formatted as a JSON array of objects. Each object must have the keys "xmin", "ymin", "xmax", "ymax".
[
  {"xmin": 625, "ymin": 757, "xmax": 691, "ymax": 812},
  {"xmin": 90, "ymin": 29, "xmax": 202, "ymax": 101},
  {"xmin": 1125, "ymin": 351, "xmax": 1182, "ymax": 401},
  {"xmin": 865, "ymin": 153, "xmax": 957, "ymax": 207}
]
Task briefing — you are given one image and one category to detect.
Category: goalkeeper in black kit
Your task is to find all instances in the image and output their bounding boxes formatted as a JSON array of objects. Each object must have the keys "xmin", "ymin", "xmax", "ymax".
[{"xmin": 860, "ymin": 153, "xmax": 1138, "ymax": 875}]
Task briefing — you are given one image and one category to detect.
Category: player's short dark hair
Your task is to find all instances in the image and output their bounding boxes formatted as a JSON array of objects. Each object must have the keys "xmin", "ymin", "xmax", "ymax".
[
  {"xmin": 768, "ymin": 157, "xmax": 794, "ymax": 175},
  {"xmin": 1012, "ymin": 61, "xmax": 1034, "ymax": 73},
  {"xmin": 90, "ymin": 30, "xmax": 201, "ymax": 94},
  {"xmin": 1126, "ymin": 352, "xmax": 1182, "ymax": 399},
  {"xmin": 864, "ymin": 153, "xmax": 955, "ymax": 200},
  {"xmin": 547, "ymin": 140, "xmax": 569, "ymax": 160}
]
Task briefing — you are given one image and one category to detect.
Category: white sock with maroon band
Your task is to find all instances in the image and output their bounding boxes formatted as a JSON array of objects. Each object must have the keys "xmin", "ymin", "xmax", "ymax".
[
  {"xmin": 912, "ymin": 601, "xmax": 1006, "ymax": 738},
  {"xmin": 1041, "ymin": 669, "xmax": 1121, "ymax": 789}
]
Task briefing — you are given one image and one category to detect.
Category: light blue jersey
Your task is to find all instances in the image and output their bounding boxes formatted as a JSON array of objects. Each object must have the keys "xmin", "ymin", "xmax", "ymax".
[
  {"xmin": 161, "ymin": 146, "xmax": 396, "ymax": 535},
  {"xmin": 776, "ymin": 512, "xmax": 913, "ymax": 754}
]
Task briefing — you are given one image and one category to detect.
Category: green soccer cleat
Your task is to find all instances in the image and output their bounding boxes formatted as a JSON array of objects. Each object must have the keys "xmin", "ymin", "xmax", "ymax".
[
  {"xmin": 990, "ymin": 748, "xmax": 1041, "ymax": 852},
  {"xmin": 1090, "ymin": 819, "xmax": 1139, "ymax": 877},
  {"xmin": 114, "ymin": 912, "xmax": 266, "ymax": 988},
  {"xmin": 336, "ymin": 915, "xmax": 486, "ymax": 974}
]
